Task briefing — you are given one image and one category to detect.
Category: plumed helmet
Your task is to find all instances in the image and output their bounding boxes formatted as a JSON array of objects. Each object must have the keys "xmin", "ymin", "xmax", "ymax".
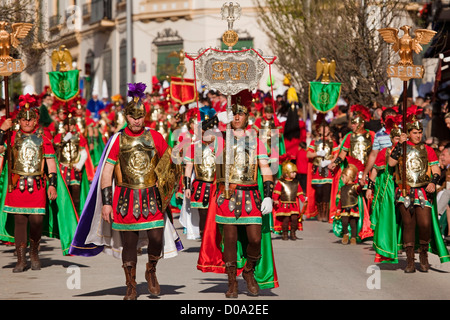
[
  {"xmin": 384, "ymin": 114, "xmax": 403, "ymax": 139},
  {"xmin": 405, "ymin": 105, "xmax": 423, "ymax": 132},
  {"xmin": 350, "ymin": 104, "xmax": 371, "ymax": 124},
  {"xmin": 17, "ymin": 94, "xmax": 38, "ymax": 121},
  {"xmin": 124, "ymin": 82, "xmax": 147, "ymax": 119}
]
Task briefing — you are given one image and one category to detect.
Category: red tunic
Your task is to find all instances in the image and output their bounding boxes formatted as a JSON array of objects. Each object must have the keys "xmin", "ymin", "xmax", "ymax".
[
  {"xmin": 106, "ymin": 127, "xmax": 168, "ymax": 231},
  {"xmin": 4, "ymin": 129, "xmax": 56, "ymax": 215},
  {"xmin": 307, "ymin": 139, "xmax": 339, "ymax": 184},
  {"xmin": 272, "ymin": 179, "xmax": 306, "ymax": 217}
]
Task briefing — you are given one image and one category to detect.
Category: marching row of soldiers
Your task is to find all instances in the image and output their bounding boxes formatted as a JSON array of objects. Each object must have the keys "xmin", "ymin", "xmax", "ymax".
[{"xmin": 2, "ymin": 81, "xmax": 450, "ymax": 300}]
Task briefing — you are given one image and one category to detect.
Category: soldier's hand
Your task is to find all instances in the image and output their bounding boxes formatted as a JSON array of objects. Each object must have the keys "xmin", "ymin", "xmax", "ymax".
[
  {"xmin": 366, "ymin": 189, "xmax": 372, "ymax": 200},
  {"xmin": 102, "ymin": 205, "xmax": 114, "ymax": 223},
  {"xmin": 0, "ymin": 118, "xmax": 12, "ymax": 131},
  {"xmin": 399, "ymin": 133, "xmax": 407, "ymax": 144},
  {"xmin": 47, "ymin": 186, "xmax": 57, "ymax": 200},
  {"xmin": 426, "ymin": 182, "xmax": 436, "ymax": 194},
  {"xmin": 261, "ymin": 197, "xmax": 273, "ymax": 215},
  {"xmin": 185, "ymin": 189, "xmax": 191, "ymax": 199},
  {"xmin": 359, "ymin": 177, "xmax": 366, "ymax": 186}
]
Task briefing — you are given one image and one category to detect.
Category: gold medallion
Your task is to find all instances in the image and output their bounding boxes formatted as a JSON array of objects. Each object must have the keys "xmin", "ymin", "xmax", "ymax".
[{"xmin": 222, "ymin": 30, "xmax": 239, "ymax": 48}]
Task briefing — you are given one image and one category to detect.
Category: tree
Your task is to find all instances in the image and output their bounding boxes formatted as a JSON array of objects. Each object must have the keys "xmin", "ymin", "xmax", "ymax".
[{"xmin": 254, "ymin": 0, "xmax": 409, "ymax": 107}]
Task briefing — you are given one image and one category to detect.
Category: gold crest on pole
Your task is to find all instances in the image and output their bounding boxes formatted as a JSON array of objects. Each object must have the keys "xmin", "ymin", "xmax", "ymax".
[
  {"xmin": 0, "ymin": 21, "xmax": 32, "ymax": 76},
  {"xmin": 378, "ymin": 25, "xmax": 436, "ymax": 81}
]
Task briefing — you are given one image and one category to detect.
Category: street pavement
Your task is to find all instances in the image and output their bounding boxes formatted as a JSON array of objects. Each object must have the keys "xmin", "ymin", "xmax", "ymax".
[{"xmin": 1, "ymin": 214, "xmax": 450, "ymax": 302}]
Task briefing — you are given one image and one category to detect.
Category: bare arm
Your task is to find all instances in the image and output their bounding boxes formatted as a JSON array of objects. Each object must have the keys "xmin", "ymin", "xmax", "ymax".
[{"xmin": 361, "ymin": 149, "xmax": 379, "ymax": 185}]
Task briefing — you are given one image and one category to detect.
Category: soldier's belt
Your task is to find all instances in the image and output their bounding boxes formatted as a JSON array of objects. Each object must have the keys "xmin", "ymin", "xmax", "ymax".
[
  {"xmin": 117, "ymin": 182, "xmax": 156, "ymax": 190},
  {"xmin": 217, "ymin": 183, "xmax": 259, "ymax": 194},
  {"xmin": 11, "ymin": 173, "xmax": 44, "ymax": 193},
  {"xmin": 116, "ymin": 185, "xmax": 162, "ymax": 219}
]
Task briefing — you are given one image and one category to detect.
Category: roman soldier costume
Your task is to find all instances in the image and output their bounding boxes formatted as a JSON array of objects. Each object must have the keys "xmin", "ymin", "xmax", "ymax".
[
  {"xmin": 53, "ymin": 113, "xmax": 90, "ymax": 214},
  {"xmin": 197, "ymin": 91, "xmax": 279, "ymax": 299},
  {"xmin": 390, "ymin": 106, "xmax": 445, "ymax": 272},
  {"xmin": 273, "ymin": 161, "xmax": 306, "ymax": 240},
  {"xmin": 69, "ymin": 83, "xmax": 183, "ymax": 300},
  {"xmin": 0, "ymin": 94, "xmax": 78, "ymax": 273},
  {"xmin": 183, "ymin": 124, "xmax": 216, "ymax": 238},
  {"xmin": 331, "ymin": 104, "xmax": 374, "ymax": 242},
  {"xmin": 306, "ymin": 121, "xmax": 339, "ymax": 222}
]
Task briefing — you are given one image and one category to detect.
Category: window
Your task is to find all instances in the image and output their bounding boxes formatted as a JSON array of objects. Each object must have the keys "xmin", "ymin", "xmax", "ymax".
[{"xmin": 153, "ymin": 28, "xmax": 183, "ymax": 82}]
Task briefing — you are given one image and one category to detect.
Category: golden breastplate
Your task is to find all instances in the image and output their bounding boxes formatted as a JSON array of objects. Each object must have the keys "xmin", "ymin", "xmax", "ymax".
[
  {"xmin": 75, "ymin": 117, "xmax": 86, "ymax": 135},
  {"xmin": 57, "ymin": 121, "xmax": 65, "ymax": 135},
  {"xmin": 340, "ymin": 184, "xmax": 359, "ymax": 208},
  {"xmin": 248, "ymin": 115, "xmax": 256, "ymax": 126},
  {"xmin": 260, "ymin": 118, "xmax": 275, "ymax": 156},
  {"xmin": 115, "ymin": 130, "xmax": 159, "ymax": 189},
  {"xmin": 278, "ymin": 179, "xmax": 299, "ymax": 202},
  {"xmin": 155, "ymin": 121, "xmax": 169, "ymax": 141},
  {"xmin": 194, "ymin": 143, "xmax": 216, "ymax": 182},
  {"xmin": 217, "ymin": 135, "xmax": 258, "ymax": 185},
  {"xmin": 349, "ymin": 132, "xmax": 372, "ymax": 165},
  {"xmin": 312, "ymin": 139, "xmax": 333, "ymax": 166},
  {"xmin": 396, "ymin": 143, "xmax": 430, "ymax": 187},
  {"xmin": 12, "ymin": 131, "xmax": 44, "ymax": 176},
  {"xmin": 57, "ymin": 133, "xmax": 81, "ymax": 167},
  {"xmin": 115, "ymin": 111, "xmax": 126, "ymax": 130}
]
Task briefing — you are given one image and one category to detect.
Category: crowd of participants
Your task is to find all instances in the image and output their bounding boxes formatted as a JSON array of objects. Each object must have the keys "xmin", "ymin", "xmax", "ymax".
[{"xmin": 1, "ymin": 77, "xmax": 450, "ymax": 297}]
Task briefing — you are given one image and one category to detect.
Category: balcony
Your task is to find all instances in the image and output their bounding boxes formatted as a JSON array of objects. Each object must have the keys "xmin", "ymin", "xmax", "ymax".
[
  {"xmin": 88, "ymin": 0, "xmax": 115, "ymax": 30},
  {"xmin": 136, "ymin": 0, "xmax": 193, "ymax": 22}
]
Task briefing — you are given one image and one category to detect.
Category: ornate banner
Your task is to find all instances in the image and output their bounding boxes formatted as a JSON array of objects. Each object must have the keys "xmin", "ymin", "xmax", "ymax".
[
  {"xmin": 308, "ymin": 81, "xmax": 342, "ymax": 113},
  {"xmin": 193, "ymin": 49, "xmax": 268, "ymax": 95},
  {"xmin": 48, "ymin": 70, "xmax": 80, "ymax": 101},
  {"xmin": 170, "ymin": 76, "xmax": 197, "ymax": 105}
]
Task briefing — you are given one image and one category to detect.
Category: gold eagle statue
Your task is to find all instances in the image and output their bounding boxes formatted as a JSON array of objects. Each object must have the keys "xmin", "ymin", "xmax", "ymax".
[
  {"xmin": 315, "ymin": 58, "xmax": 336, "ymax": 83},
  {"xmin": 0, "ymin": 21, "xmax": 33, "ymax": 60},
  {"xmin": 51, "ymin": 45, "xmax": 73, "ymax": 72},
  {"xmin": 377, "ymin": 25, "xmax": 436, "ymax": 66}
]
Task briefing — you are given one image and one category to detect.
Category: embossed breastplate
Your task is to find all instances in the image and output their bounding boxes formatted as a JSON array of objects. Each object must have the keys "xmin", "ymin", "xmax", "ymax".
[
  {"xmin": 217, "ymin": 134, "xmax": 258, "ymax": 185},
  {"xmin": 56, "ymin": 121, "xmax": 65, "ymax": 135},
  {"xmin": 115, "ymin": 111, "xmax": 126, "ymax": 130},
  {"xmin": 75, "ymin": 117, "xmax": 86, "ymax": 134},
  {"xmin": 194, "ymin": 142, "xmax": 216, "ymax": 182},
  {"xmin": 115, "ymin": 130, "xmax": 159, "ymax": 189},
  {"xmin": 155, "ymin": 121, "xmax": 169, "ymax": 141},
  {"xmin": 349, "ymin": 132, "xmax": 372, "ymax": 165},
  {"xmin": 12, "ymin": 130, "xmax": 44, "ymax": 176},
  {"xmin": 396, "ymin": 143, "xmax": 430, "ymax": 187},
  {"xmin": 313, "ymin": 139, "xmax": 334, "ymax": 166},
  {"xmin": 57, "ymin": 132, "xmax": 81, "ymax": 166}
]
